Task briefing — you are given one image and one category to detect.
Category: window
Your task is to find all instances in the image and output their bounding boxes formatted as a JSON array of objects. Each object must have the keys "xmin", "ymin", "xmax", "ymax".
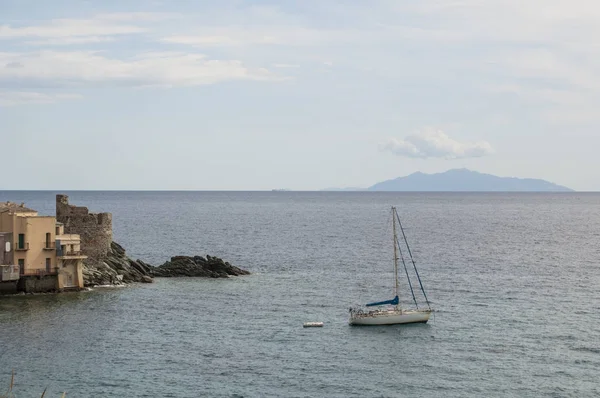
[
  {"xmin": 56, "ymin": 226, "xmax": 60, "ymax": 235},
  {"xmin": 18, "ymin": 259, "xmax": 24, "ymax": 275},
  {"xmin": 46, "ymin": 258, "xmax": 51, "ymax": 272},
  {"xmin": 46, "ymin": 233, "xmax": 51, "ymax": 248},
  {"xmin": 18, "ymin": 234, "xmax": 25, "ymax": 249}
]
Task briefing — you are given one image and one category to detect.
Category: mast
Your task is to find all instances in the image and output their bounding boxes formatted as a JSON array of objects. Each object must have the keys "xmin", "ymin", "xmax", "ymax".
[
  {"xmin": 392, "ymin": 207, "xmax": 399, "ymax": 300},
  {"xmin": 396, "ymin": 211, "xmax": 431, "ymax": 310}
]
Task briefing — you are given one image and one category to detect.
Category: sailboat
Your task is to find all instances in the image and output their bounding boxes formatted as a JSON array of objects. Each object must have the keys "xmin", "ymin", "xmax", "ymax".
[{"xmin": 349, "ymin": 206, "xmax": 432, "ymax": 326}]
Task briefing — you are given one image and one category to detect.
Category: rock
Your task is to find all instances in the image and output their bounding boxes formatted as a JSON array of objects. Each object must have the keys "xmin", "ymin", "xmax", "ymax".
[
  {"xmin": 151, "ymin": 255, "xmax": 250, "ymax": 278},
  {"xmin": 82, "ymin": 241, "xmax": 249, "ymax": 286},
  {"xmin": 83, "ymin": 241, "xmax": 152, "ymax": 286}
]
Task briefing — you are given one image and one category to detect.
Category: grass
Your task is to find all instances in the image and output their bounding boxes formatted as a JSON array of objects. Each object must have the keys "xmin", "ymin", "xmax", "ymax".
[{"xmin": 2, "ymin": 371, "xmax": 65, "ymax": 398}]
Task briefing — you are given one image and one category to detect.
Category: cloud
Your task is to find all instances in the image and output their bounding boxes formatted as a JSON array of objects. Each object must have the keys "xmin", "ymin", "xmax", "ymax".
[
  {"xmin": 159, "ymin": 26, "xmax": 388, "ymax": 49},
  {"xmin": 161, "ymin": 34, "xmax": 280, "ymax": 47},
  {"xmin": 3, "ymin": 2, "xmax": 600, "ymax": 122},
  {"xmin": 0, "ymin": 91, "xmax": 82, "ymax": 106},
  {"xmin": 487, "ymin": 83, "xmax": 600, "ymax": 124},
  {"xmin": 272, "ymin": 63, "xmax": 299, "ymax": 68},
  {"xmin": 0, "ymin": 51, "xmax": 281, "ymax": 88},
  {"xmin": 25, "ymin": 36, "xmax": 116, "ymax": 46},
  {"xmin": 403, "ymin": 0, "xmax": 600, "ymax": 44},
  {"xmin": 384, "ymin": 130, "xmax": 494, "ymax": 159},
  {"xmin": 0, "ymin": 18, "xmax": 141, "ymax": 39},
  {"xmin": 93, "ymin": 12, "xmax": 179, "ymax": 22},
  {"xmin": 0, "ymin": 12, "xmax": 175, "ymax": 46},
  {"xmin": 0, "ymin": 12, "xmax": 287, "ymax": 96}
]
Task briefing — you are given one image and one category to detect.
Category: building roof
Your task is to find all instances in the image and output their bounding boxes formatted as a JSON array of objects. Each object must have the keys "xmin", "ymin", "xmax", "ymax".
[{"xmin": 0, "ymin": 201, "xmax": 37, "ymax": 214}]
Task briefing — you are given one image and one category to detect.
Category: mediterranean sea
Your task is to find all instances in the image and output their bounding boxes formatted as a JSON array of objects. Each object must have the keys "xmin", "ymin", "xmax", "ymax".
[{"xmin": 1, "ymin": 191, "xmax": 599, "ymax": 397}]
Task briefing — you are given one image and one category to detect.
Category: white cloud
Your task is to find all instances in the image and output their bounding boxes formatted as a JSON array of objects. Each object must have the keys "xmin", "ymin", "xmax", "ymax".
[
  {"xmin": 405, "ymin": 0, "xmax": 600, "ymax": 43},
  {"xmin": 0, "ymin": 91, "xmax": 82, "ymax": 106},
  {"xmin": 93, "ymin": 12, "xmax": 179, "ymax": 22},
  {"xmin": 0, "ymin": 12, "xmax": 175, "ymax": 46},
  {"xmin": 389, "ymin": 1, "xmax": 600, "ymax": 126},
  {"xmin": 25, "ymin": 36, "xmax": 116, "ymax": 46},
  {"xmin": 159, "ymin": 26, "xmax": 387, "ymax": 48},
  {"xmin": 272, "ymin": 63, "xmax": 299, "ymax": 68},
  {"xmin": 3, "ymin": 2, "xmax": 600, "ymax": 122},
  {"xmin": 161, "ymin": 34, "xmax": 280, "ymax": 46},
  {"xmin": 487, "ymin": 83, "xmax": 599, "ymax": 124},
  {"xmin": 0, "ymin": 51, "xmax": 281, "ymax": 87},
  {"xmin": 0, "ymin": 18, "xmax": 141, "ymax": 39},
  {"xmin": 384, "ymin": 130, "xmax": 494, "ymax": 159}
]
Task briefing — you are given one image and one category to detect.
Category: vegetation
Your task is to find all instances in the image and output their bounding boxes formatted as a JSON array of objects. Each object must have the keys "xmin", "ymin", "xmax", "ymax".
[{"xmin": 2, "ymin": 371, "xmax": 65, "ymax": 398}]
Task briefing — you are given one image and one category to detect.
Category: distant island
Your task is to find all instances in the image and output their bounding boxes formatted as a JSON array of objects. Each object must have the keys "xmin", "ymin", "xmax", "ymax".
[{"xmin": 323, "ymin": 169, "xmax": 574, "ymax": 192}]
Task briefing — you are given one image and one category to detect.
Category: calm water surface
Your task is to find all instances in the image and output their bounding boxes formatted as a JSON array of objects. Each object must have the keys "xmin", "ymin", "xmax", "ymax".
[{"xmin": 0, "ymin": 191, "xmax": 599, "ymax": 397}]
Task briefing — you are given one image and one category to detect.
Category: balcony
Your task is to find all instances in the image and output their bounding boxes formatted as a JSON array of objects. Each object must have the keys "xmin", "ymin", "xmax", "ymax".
[
  {"xmin": 0, "ymin": 265, "xmax": 20, "ymax": 281},
  {"xmin": 15, "ymin": 242, "xmax": 29, "ymax": 251},
  {"xmin": 42, "ymin": 242, "xmax": 56, "ymax": 250},
  {"xmin": 21, "ymin": 267, "xmax": 59, "ymax": 277},
  {"xmin": 57, "ymin": 250, "xmax": 86, "ymax": 259}
]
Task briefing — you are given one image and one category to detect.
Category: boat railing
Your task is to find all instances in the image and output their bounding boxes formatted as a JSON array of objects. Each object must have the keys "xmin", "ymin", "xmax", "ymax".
[{"xmin": 349, "ymin": 307, "xmax": 368, "ymax": 315}]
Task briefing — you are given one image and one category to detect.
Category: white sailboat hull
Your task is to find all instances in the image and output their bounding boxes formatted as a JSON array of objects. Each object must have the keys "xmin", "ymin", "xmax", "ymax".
[
  {"xmin": 349, "ymin": 309, "xmax": 431, "ymax": 326},
  {"xmin": 349, "ymin": 207, "xmax": 433, "ymax": 325}
]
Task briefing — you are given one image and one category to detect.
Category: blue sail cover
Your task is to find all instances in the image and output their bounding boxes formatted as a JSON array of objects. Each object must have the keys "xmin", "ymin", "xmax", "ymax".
[{"xmin": 366, "ymin": 295, "xmax": 399, "ymax": 307}]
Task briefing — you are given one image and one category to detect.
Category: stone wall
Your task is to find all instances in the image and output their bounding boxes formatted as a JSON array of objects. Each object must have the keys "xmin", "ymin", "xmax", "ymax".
[
  {"xmin": 0, "ymin": 281, "xmax": 17, "ymax": 295},
  {"xmin": 56, "ymin": 195, "xmax": 113, "ymax": 262},
  {"xmin": 17, "ymin": 275, "xmax": 58, "ymax": 293}
]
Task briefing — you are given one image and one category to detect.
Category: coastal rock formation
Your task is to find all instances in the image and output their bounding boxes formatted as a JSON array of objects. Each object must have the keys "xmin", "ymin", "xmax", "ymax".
[
  {"xmin": 151, "ymin": 255, "xmax": 251, "ymax": 278},
  {"xmin": 55, "ymin": 195, "xmax": 249, "ymax": 287},
  {"xmin": 82, "ymin": 242, "xmax": 249, "ymax": 286},
  {"xmin": 83, "ymin": 241, "xmax": 154, "ymax": 286}
]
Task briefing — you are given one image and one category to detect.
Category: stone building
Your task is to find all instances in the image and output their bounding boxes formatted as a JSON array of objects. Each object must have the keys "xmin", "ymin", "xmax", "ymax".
[
  {"xmin": 56, "ymin": 194, "xmax": 112, "ymax": 262},
  {"xmin": 0, "ymin": 201, "xmax": 86, "ymax": 293}
]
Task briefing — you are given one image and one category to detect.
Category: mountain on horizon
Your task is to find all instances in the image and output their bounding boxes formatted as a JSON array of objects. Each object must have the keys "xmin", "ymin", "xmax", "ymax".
[{"xmin": 324, "ymin": 169, "xmax": 574, "ymax": 192}]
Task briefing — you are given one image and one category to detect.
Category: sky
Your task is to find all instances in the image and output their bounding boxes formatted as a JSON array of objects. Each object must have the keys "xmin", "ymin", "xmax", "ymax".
[{"xmin": 0, "ymin": 0, "xmax": 598, "ymax": 191}]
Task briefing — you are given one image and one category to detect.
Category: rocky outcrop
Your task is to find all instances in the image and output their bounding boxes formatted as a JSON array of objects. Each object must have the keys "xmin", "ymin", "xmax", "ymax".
[
  {"xmin": 82, "ymin": 242, "xmax": 249, "ymax": 286},
  {"xmin": 151, "ymin": 255, "xmax": 251, "ymax": 278},
  {"xmin": 83, "ymin": 241, "xmax": 154, "ymax": 286}
]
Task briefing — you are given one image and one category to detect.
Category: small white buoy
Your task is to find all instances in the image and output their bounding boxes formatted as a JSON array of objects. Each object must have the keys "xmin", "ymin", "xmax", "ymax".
[{"xmin": 303, "ymin": 322, "xmax": 324, "ymax": 328}]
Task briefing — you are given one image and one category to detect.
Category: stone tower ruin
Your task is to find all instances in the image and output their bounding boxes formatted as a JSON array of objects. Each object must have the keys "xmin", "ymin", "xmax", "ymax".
[{"xmin": 56, "ymin": 194, "xmax": 113, "ymax": 262}]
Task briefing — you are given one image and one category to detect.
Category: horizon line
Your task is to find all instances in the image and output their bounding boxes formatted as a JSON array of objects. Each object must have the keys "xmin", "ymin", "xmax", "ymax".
[{"xmin": 1, "ymin": 189, "xmax": 596, "ymax": 193}]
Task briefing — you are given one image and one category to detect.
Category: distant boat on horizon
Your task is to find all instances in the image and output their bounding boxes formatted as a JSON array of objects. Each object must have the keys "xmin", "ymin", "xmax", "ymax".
[{"xmin": 349, "ymin": 206, "xmax": 432, "ymax": 326}]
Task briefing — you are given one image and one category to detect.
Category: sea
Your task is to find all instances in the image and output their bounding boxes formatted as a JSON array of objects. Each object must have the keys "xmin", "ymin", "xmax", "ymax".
[{"xmin": 0, "ymin": 191, "xmax": 599, "ymax": 397}]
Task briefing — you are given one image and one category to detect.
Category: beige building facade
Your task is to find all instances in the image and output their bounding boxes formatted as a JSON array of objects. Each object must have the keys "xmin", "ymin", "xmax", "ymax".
[
  {"xmin": 55, "ymin": 223, "xmax": 85, "ymax": 289},
  {"xmin": 0, "ymin": 202, "xmax": 86, "ymax": 291}
]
